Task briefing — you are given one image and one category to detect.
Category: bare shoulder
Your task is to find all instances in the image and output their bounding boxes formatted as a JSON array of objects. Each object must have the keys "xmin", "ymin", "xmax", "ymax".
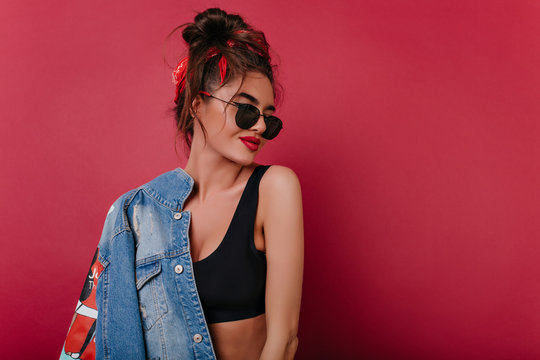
[
  {"xmin": 260, "ymin": 164, "xmax": 302, "ymax": 194},
  {"xmin": 259, "ymin": 165, "xmax": 303, "ymax": 223}
]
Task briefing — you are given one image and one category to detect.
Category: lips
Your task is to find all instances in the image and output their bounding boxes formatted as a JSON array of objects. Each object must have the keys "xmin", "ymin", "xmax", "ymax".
[
  {"xmin": 239, "ymin": 136, "xmax": 260, "ymax": 145},
  {"xmin": 239, "ymin": 136, "xmax": 260, "ymax": 151}
]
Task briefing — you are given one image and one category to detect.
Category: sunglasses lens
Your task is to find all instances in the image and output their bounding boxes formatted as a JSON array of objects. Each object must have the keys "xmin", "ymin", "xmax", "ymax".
[
  {"xmin": 262, "ymin": 116, "xmax": 282, "ymax": 140},
  {"xmin": 235, "ymin": 104, "xmax": 260, "ymax": 129},
  {"xmin": 235, "ymin": 103, "xmax": 282, "ymax": 140}
]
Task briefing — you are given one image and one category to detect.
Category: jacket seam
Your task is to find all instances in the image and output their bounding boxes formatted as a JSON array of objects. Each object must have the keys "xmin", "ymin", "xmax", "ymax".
[
  {"xmin": 122, "ymin": 188, "xmax": 141, "ymax": 229},
  {"xmin": 100, "ymin": 189, "xmax": 139, "ymax": 263},
  {"xmin": 112, "ymin": 227, "xmax": 131, "ymax": 239},
  {"xmin": 99, "ymin": 189, "xmax": 139, "ymax": 359},
  {"xmin": 141, "ymin": 186, "xmax": 180, "ymax": 212},
  {"xmin": 99, "ymin": 228, "xmax": 130, "ymax": 264},
  {"xmin": 101, "ymin": 264, "xmax": 110, "ymax": 359},
  {"xmin": 135, "ymin": 249, "xmax": 190, "ymax": 267}
]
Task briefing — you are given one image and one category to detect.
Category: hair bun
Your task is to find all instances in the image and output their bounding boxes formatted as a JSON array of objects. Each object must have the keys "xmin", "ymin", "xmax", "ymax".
[{"xmin": 182, "ymin": 8, "xmax": 247, "ymax": 46}]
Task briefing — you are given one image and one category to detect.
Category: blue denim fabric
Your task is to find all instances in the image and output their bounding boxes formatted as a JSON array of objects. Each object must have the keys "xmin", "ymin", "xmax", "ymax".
[{"xmin": 60, "ymin": 167, "xmax": 218, "ymax": 360}]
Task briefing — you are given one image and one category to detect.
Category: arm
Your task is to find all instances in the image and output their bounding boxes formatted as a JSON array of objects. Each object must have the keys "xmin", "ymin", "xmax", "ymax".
[
  {"xmin": 60, "ymin": 194, "xmax": 146, "ymax": 360},
  {"xmin": 60, "ymin": 248, "xmax": 103, "ymax": 360},
  {"xmin": 258, "ymin": 166, "xmax": 304, "ymax": 360}
]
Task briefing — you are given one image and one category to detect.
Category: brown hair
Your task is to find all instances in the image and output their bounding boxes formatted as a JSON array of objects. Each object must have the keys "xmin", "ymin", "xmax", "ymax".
[{"xmin": 164, "ymin": 8, "xmax": 282, "ymax": 158}]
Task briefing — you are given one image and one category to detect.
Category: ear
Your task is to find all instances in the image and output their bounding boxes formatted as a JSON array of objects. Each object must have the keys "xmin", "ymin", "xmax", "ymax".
[{"xmin": 190, "ymin": 94, "xmax": 205, "ymax": 118}]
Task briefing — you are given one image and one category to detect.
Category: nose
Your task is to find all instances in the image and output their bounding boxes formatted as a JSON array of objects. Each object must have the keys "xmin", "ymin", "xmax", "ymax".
[{"xmin": 250, "ymin": 113, "xmax": 267, "ymax": 135}]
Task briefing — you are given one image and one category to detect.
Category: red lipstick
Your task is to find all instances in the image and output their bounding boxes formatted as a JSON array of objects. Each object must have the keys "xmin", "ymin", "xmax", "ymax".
[{"xmin": 239, "ymin": 136, "xmax": 260, "ymax": 151}]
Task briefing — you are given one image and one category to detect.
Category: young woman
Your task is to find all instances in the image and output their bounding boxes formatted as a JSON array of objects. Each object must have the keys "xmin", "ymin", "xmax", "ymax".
[{"xmin": 60, "ymin": 7, "xmax": 304, "ymax": 360}]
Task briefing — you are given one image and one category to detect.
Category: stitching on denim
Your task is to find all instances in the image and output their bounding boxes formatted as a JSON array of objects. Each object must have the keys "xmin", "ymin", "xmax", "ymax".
[
  {"xmin": 122, "ymin": 188, "xmax": 141, "ymax": 230},
  {"xmin": 135, "ymin": 261, "xmax": 161, "ymax": 289},
  {"xmin": 170, "ymin": 254, "xmax": 217, "ymax": 359},
  {"xmin": 158, "ymin": 313, "xmax": 168, "ymax": 360},
  {"xmin": 99, "ymin": 229, "xmax": 129, "ymax": 264},
  {"xmin": 134, "ymin": 248, "xmax": 189, "ymax": 267},
  {"xmin": 186, "ymin": 255, "xmax": 217, "ymax": 358},
  {"xmin": 98, "ymin": 251, "xmax": 110, "ymax": 268},
  {"xmin": 140, "ymin": 171, "xmax": 193, "ymax": 211},
  {"xmin": 140, "ymin": 186, "xmax": 179, "ymax": 212},
  {"xmin": 149, "ymin": 269, "xmax": 160, "ymax": 330},
  {"xmin": 111, "ymin": 227, "xmax": 130, "ymax": 238},
  {"xmin": 101, "ymin": 265, "xmax": 110, "ymax": 359},
  {"xmin": 140, "ymin": 263, "xmax": 168, "ymax": 331}
]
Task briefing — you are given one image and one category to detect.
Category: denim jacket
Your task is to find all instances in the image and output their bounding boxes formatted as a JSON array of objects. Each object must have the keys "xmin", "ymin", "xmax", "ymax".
[{"xmin": 60, "ymin": 167, "xmax": 218, "ymax": 360}]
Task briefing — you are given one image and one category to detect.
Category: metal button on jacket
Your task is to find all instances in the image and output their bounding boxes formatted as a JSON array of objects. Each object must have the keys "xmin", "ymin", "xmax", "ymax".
[
  {"xmin": 174, "ymin": 265, "xmax": 184, "ymax": 274},
  {"xmin": 193, "ymin": 334, "xmax": 203, "ymax": 343},
  {"xmin": 173, "ymin": 212, "xmax": 183, "ymax": 220}
]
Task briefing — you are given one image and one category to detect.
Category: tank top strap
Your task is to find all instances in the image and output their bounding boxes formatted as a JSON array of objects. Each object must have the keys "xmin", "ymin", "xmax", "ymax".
[
  {"xmin": 228, "ymin": 164, "xmax": 271, "ymax": 234},
  {"xmin": 243, "ymin": 164, "xmax": 271, "ymax": 206},
  {"xmin": 248, "ymin": 165, "xmax": 271, "ymax": 191}
]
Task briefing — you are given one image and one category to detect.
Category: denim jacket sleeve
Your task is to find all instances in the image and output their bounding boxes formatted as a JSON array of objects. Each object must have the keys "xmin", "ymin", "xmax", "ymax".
[{"xmin": 60, "ymin": 190, "xmax": 146, "ymax": 360}]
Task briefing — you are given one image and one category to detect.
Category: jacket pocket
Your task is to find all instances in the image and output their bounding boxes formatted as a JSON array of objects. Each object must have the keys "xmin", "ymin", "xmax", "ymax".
[{"xmin": 135, "ymin": 260, "xmax": 169, "ymax": 331}]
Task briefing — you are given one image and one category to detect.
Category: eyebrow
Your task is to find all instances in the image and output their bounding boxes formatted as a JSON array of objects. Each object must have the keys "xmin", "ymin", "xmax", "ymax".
[{"xmin": 236, "ymin": 92, "xmax": 276, "ymax": 112}]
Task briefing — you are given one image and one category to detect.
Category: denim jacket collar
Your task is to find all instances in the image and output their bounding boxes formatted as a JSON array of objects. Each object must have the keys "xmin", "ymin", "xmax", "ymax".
[{"xmin": 140, "ymin": 167, "xmax": 195, "ymax": 212}]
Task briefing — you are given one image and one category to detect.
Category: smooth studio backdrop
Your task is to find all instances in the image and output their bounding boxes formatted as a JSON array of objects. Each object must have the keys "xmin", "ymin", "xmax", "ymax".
[{"xmin": 1, "ymin": 0, "xmax": 539, "ymax": 359}]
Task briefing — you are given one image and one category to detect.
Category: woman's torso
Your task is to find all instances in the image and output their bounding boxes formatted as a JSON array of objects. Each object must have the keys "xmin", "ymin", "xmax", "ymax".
[{"xmin": 184, "ymin": 163, "xmax": 269, "ymax": 360}]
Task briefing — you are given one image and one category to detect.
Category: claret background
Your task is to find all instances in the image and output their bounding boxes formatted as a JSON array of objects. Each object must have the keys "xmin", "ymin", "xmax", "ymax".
[{"xmin": 1, "ymin": 0, "xmax": 539, "ymax": 359}]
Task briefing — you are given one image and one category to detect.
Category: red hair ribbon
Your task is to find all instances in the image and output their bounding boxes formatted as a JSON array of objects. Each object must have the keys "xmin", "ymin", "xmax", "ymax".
[
  {"xmin": 172, "ymin": 31, "xmax": 266, "ymax": 103},
  {"xmin": 172, "ymin": 56, "xmax": 189, "ymax": 104},
  {"xmin": 232, "ymin": 29, "xmax": 269, "ymax": 58},
  {"xmin": 172, "ymin": 47, "xmax": 230, "ymax": 104}
]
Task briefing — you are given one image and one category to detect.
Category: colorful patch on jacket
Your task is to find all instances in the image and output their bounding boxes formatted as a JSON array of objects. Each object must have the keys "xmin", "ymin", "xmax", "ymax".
[{"xmin": 60, "ymin": 248, "xmax": 104, "ymax": 360}]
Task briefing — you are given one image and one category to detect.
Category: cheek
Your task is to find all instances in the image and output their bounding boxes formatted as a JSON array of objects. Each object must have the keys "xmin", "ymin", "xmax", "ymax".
[
  {"xmin": 204, "ymin": 111, "xmax": 239, "ymax": 141},
  {"xmin": 222, "ymin": 110, "xmax": 240, "ymax": 133},
  {"xmin": 204, "ymin": 109, "xmax": 226, "ymax": 132}
]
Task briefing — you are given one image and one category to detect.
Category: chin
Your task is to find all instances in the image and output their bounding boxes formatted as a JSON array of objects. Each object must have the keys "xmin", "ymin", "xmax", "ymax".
[{"xmin": 228, "ymin": 153, "xmax": 258, "ymax": 166}]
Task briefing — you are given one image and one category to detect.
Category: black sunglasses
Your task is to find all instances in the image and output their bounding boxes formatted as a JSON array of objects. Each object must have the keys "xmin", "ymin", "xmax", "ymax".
[{"xmin": 199, "ymin": 91, "xmax": 283, "ymax": 140}]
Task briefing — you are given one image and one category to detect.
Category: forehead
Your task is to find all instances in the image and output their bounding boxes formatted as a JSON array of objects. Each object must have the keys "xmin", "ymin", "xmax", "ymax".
[{"xmin": 219, "ymin": 72, "xmax": 274, "ymax": 105}]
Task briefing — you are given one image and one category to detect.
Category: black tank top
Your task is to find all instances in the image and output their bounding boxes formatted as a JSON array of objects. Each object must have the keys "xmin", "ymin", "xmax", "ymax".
[{"xmin": 192, "ymin": 165, "xmax": 271, "ymax": 324}]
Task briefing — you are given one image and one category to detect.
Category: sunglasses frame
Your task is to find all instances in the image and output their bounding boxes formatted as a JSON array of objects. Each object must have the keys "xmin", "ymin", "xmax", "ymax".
[{"xmin": 199, "ymin": 90, "xmax": 283, "ymax": 140}]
